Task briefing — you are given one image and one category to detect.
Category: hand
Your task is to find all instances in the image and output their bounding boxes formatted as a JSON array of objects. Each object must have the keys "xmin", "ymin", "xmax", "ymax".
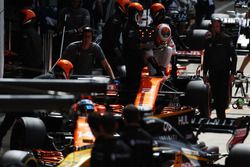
[
  {"xmin": 161, "ymin": 75, "xmax": 170, "ymax": 83},
  {"xmin": 203, "ymin": 75, "xmax": 209, "ymax": 84},
  {"xmin": 184, "ymin": 46, "xmax": 191, "ymax": 52},
  {"xmin": 111, "ymin": 79, "xmax": 120, "ymax": 85},
  {"xmin": 230, "ymin": 74, "xmax": 235, "ymax": 83}
]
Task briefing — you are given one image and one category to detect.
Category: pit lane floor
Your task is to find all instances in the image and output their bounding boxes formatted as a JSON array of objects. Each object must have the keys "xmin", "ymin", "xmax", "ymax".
[{"xmin": 0, "ymin": 56, "xmax": 250, "ymax": 166}]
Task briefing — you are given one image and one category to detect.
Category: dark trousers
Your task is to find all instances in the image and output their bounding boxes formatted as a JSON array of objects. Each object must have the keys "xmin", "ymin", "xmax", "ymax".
[{"xmin": 209, "ymin": 70, "xmax": 230, "ymax": 119}]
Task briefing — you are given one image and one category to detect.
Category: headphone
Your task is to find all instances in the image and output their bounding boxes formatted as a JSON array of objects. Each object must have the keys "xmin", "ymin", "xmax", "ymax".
[{"xmin": 211, "ymin": 17, "xmax": 224, "ymax": 29}]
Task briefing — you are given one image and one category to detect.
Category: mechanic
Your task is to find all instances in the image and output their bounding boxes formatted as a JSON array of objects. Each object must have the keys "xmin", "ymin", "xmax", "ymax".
[
  {"xmin": 120, "ymin": 104, "xmax": 154, "ymax": 167},
  {"xmin": 148, "ymin": 23, "xmax": 176, "ymax": 76},
  {"xmin": 122, "ymin": 2, "xmax": 163, "ymax": 103},
  {"xmin": 62, "ymin": 26, "xmax": 115, "ymax": 80},
  {"xmin": 35, "ymin": 59, "xmax": 74, "ymax": 79},
  {"xmin": 18, "ymin": 8, "xmax": 44, "ymax": 78},
  {"xmin": 100, "ymin": 0, "xmax": 131, "ymax": 78},
  {"xmin": 88, "ymin": 112, "xmax": 132, "ymax": 167},
  {"xmin": 203, "ymin": 17, "xmax": 237, "ymax": 119},
  {"xmin": 195, "ymin": 0, "xmax": 215, "ymax": 27},
  {"xmin": 149, "ymin": 3, "xmax": 190, "ymax": 51},
  {"xmin": 57, "ymin": 0, "xmax": 90, "ymax": 48}
]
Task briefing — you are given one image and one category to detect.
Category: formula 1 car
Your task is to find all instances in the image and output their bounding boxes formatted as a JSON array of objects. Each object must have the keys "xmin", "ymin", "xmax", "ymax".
[
  {"xmin": 132, "ymin": 49, "xmax": 210, "ymax": 118},
  {"xmin": 2, "ymin": 99, "xmax": 250, "ymax": 167},
  {"xmin": 1, "ymin": 78, "xmax": 250, "ymax": 167}
]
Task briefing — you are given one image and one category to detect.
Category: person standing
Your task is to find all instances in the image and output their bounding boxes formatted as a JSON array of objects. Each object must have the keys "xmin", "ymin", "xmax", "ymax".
[
  {"xmin": 203, "ymin": 17, "xmax": 237, "ymax": 119},
  {"xmin": 18, "ymin": 8, "xmax": 44, "ymax": 78},
  {"xmin": 195, "ymin": 0, "xmax": 215, "ymax": 27},
  {"xmin": 62, "ymin": 26, "xmax": 115, "ymax": 79},
  {"xmin": 57, "ymin": 0, "xmax": 90, "ymax": 50},
  {"xmin": 122, "ymin": 2, "xmax": 145, "ymax": 103},
  {"xmin": 122, "ymin": 2, "xmax": 164, "ymax": 103},
  {"xmin": 100, "ymin": 0, "xmax": 131, "ymax": 78}
]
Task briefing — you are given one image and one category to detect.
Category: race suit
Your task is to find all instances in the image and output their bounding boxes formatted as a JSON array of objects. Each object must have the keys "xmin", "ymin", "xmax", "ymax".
[{"xmin": 148, "ymin": 38, "xmax": 176, "ymax": 76}]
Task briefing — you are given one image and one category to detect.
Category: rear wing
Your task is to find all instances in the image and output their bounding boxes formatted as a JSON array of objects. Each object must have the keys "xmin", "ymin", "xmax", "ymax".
[
  {"xmin": 175, "ymin": 50, "xmax": 204, "ymax": 64},
  {"xmin": 191, "ymin": 116, "xmax": 250, "ymax": 151}
]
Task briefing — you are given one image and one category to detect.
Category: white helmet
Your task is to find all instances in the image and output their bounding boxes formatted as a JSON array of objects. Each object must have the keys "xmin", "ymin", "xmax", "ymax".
[{"xmin": 155, "ymin": 23, "xmax": 171, "ymax": 45}]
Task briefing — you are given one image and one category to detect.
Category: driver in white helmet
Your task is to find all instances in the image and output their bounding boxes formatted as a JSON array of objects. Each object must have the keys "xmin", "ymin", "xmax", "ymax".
[{"xmin": 148, "ymin": 23, "xmax": 176, "ymax": 76}]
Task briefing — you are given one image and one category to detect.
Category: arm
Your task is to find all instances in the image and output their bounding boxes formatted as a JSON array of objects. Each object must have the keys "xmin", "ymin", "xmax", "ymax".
[
  {"xmin": 147, "ymin": 57, "xmax": 164, "ymax": 76},
  {"xmin": 101, "ymin": 58, "xmax": 115, "ymax": 80},
  {"xmin": 228, "ymin": 37, "xmax": 237, "ymax": 82},
  {"xmin": 94, "ymin": 43, "xmax": 115, "ymax": 80},
  {"xmin": 229, "ymin": 39, "xmax": 237, "ymax": 75},
  {"xmin": 203, "ymin": 41, "xmax": 210, "ymax": 83}
]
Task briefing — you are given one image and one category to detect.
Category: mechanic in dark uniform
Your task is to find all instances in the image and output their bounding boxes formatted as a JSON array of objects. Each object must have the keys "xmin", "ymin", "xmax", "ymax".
[
  {"xmin": 62, "ymin": 26, "xmax": 115, "ymax": 80},
  {"xmin": 195, "ymin": 0, "xmax": 215, "ymax": 27},
  {"xmin": 18, "ymin": 8, "xmax": 44, "ymax": 78},
  {"xmin": 35, "ymin": 59, "xmax": 74, "ymax": 79},
  {"xmin": 57, "ymin": 0, "xmax": 90, "ymax": 48},
  {"xmin": 203, "ymin": 17, "xmax": 237, "ymax": 119},
  {"xmin": 100, "ymin": 0, "xmax": 131, "ymax": 78},
  {"xmin": 122, "ymin": 2, "xmax": 164, "ymax": 104},
  {"xmin": 88, "ymin": 112, "xmax": 132, "ymax": 167},
  {"xmin": 120, "ymin": 104, "xmax": 154, "ymax": 167},
  {"xmin": 122, "ymin": 2, "xmax": 145, "ymax": 103},
  {"xmin": 150, "ymin": 3, "xmax": 189, "ymax": 51}
]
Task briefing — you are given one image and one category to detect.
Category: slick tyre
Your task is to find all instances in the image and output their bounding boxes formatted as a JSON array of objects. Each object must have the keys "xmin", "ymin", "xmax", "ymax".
[
  {"xmin": 1, "ymin": 150, "xmax": 38, "ymax": 167},
  {"xmin": 211, "ymin": 13, "xmax": 229, "ymax": 19},
  {"xmin": 185, "ymin": 80, "xmax": 210, "ymax": 117},
  {"xmin": 187, "ymin": 29, "xmax": 209, "ymax": 50},
  {"xmin": 226, "ymin": 144, "xmax": 250, "ymax": 167},
  {"xmin": 200, "ymin": 20, "xmax": 211, "ymax": 30},
  {"xmin": 10, "ymin": 117, "xmax": 46, "ymax": 150}
]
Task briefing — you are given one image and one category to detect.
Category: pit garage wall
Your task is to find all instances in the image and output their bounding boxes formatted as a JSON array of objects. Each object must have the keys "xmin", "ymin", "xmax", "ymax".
[{"xmin": 0, "ymin": 0, "xmax": 3, "ymax": 78}]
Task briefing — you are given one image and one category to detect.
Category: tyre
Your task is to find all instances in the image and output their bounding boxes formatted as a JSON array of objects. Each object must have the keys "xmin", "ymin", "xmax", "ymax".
[
  {"xmin": 10, "ymin": 117, "xmax": 46, "ymax": 150},
  {"xmin": 200, "ymin": 20, "xmax": 211, "ymax": 30},
  {"xmin": 225, "ymin": 144, "xmax": 250, "ymax": 167},
  {"xmin": 185, "ymin": 80, "xmax": 211, "ymax": 117},
  {"xmin": 1, "ymin": 150, "xmax": 38, "ymax": 167},
  {"xmin": 211, "ymin": 13, "xmax": 230, "ymax": 19},
  {"xmin": 186, "ymin": 29, "xmax": 209, "ymax": 50}
]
